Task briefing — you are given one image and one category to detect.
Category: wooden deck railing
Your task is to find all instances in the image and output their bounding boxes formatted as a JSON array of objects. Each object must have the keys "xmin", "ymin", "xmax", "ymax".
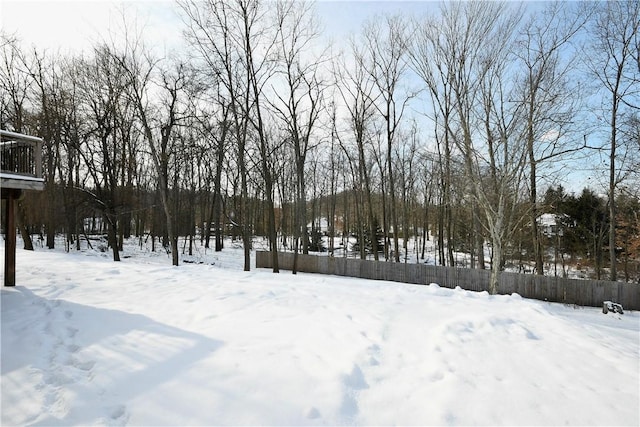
[
  {"xmin": 1, "ymin": 130, "xmax": 44, "ymax": 192},
  {"xmin": 1, "ymin": 130, "xmax": 45, "ymax": 286}
]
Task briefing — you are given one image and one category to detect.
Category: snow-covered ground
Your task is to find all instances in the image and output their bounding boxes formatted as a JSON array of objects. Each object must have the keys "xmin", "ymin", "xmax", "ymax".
[{"xmin": 1, "ymin": 238, "xmax": 639, "ymax": 426}]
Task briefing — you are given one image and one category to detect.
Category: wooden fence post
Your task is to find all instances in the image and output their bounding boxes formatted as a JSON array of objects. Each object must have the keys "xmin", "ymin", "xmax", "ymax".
[
  {"xmin": 4, "ymin": 189, "xmax": 18, "ymax": 286},
  {"xmin": 253, "ymin": 251, "xmax": 640, "ymax": 309}
]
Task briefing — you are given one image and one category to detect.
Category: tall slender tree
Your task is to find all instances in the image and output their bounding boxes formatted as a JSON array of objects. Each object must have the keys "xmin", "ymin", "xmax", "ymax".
[
  {"xmin": 515, "ymin": 2, "xmax": 589, "ymax": 275},
  {"xmin": 270, "ymin": 0, "xmax": 326, "ymax": 273},
  {"xmin": 362, "ymin": 14, "xmax": 415, "ymax": 262},
  {"xmin": 334, "ymin": 38, "xmax": 379, "ymax": 260},
  {"xmin": 587, "ymin": 0, "xmax": 640, "ymax": 281}
]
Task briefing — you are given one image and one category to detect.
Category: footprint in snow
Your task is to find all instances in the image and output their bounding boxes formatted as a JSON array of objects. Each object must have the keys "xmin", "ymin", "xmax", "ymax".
[
  {"xmin": 44, "ymin": 371, "xmax": 73, "ymax": 387},
  {"xmin": 344, "ymin": 364, "xmax": 369, "ymax": 390},
  {"xmin": 305, "ymin": 407, "xmax": 321, "ymax": 419},
  {"xmin": 111, "ymin": 405, "xmax": 125, "ymax": 418},
  {"xmin": 107, "ymin": 404, "xmax": 129, "ymax": 425},
  {"xmin": 368, "ymin": 356, "xmax": 380, "ymax": 366},
  {"xmin": 429, "ymin": 370, "xmax": 445, "ymax": 382},
  {"xmin": 74, "ymin": 360, "xmax": 96, "ymax": 371},
  {"xmin": 340, "ymin": 364, "xmax": 369, "ymax": 421}
]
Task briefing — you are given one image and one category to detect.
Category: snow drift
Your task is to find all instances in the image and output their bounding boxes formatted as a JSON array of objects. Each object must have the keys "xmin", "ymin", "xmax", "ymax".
[{"xmin": 1, "ymin": 241, "xmax": 638, "ymax": 426}]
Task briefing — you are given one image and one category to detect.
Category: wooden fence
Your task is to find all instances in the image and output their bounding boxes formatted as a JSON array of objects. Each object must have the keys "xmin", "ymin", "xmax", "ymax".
[{"xmin": 255, "ymin": 251, "xmax": 640, "ymax": 310}]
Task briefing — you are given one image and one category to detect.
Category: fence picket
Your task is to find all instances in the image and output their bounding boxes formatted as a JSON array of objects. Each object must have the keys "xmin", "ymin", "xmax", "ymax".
[{"xmin": 257, "ymin": 252, "xmax": 640, "ymax": 310}]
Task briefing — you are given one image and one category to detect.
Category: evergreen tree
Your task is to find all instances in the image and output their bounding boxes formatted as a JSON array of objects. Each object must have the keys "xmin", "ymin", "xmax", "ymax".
[
  {"xmin": 564, "ymin": 189, "xmax": 609, "ymax": 278},
  {"xmin": 351, "ymin": 220, "xmax": 384, "ymax": 255},
  {"xmin": 308, "ymin": 228, "xmax": 326, "ymax": 253}
]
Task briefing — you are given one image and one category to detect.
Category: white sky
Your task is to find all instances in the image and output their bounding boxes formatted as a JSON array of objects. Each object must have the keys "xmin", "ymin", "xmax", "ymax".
[
  {"xmin": 0, "ymin": 0, "xmax": 599, "ymax": 194},
  {"xmin": 1, "ymin": 0, "xmax": 439, "ymax": 54},
  {"xmin": 1, "ymin": 0, "xmax": 183, "ymax": 54}
]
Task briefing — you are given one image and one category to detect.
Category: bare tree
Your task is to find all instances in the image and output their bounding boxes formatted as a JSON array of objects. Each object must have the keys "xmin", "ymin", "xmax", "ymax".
[
  {"xmin": 0, "ymin": 35, "xmax": 31, "ymax": 133},
  {"xmin": 0, "ymin": 34, "xmax": 37, "ymax": 250},
  {"xmin": 334, "ymin": 38, "xmax": 379, "ymax": 260},
  {"xmin": 514, "ymin": 2, "xmax": 590, "ymax": 275},
  {"xmin": 181, "ymin": 0, "xmax": 282, "ymax": 271},
  {"xmin": 269, "ymin": 0, "xmax": 326, "ymax": 273},
  {"xmin": 24, "ymin": 48, "xmax": 65, "ymax": 250},
  {"xmin": 325, "ymin": 101, "xmax": 341, "ymax": 256},
  {"xmin": 362, "ymin": 14, "xmax": 415, "ymax": 263},
  {"xmin": 477, "ymin": 47, "xmax": 530, "ymax": 293},
  {"xmin": 122, "ymin": 53, "xmax": 191, "ymax": 266},
  {"xmin": 198, "ymin": 91, "xmax": 230, "ymax": 253},
  {"xmin": 410, "ymin": 12, "xmax": 457, "ymax": 266},
  {"xmin": 587, "ymin": 0, "xmax": 640, "ymax": 281},
  {"xmin": 435, "ymin": 1, "xmax": 524, "ymax": 293},
  {"xmin": 74, "ymin": 45, "xmax": 132, "ymax": 261},
  {"xmin": 396, "ymin": 122, "xmax": 420, "ymax": 263}
]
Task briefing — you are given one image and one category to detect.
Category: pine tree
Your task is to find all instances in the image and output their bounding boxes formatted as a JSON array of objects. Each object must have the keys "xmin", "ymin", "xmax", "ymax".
[
  {"xmin": 351, "ymin": 220, "xmax": 384, "ymax": 255},
  {"xmin": 308, "ymin": 228, "xmax": 326, "ymax": 253}
]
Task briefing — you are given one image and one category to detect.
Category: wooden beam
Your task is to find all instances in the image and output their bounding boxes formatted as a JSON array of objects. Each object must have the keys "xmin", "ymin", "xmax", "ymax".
[
  {"xmin": 0, "ymin": 177, "xmax": 45, "ymax": 191},
  {"xmin": 4, "ymin": 189, "xmax": 20, "ymax": 286},
  {"xmin": 0, "ymin": 129, "xmax": 43, "ymax": 145}
]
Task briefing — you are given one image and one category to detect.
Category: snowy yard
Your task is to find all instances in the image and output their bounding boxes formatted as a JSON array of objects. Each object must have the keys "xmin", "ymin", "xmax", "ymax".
[{"xmin": 1, "ymin": 239, "xmax": 639, "ymax": 426}]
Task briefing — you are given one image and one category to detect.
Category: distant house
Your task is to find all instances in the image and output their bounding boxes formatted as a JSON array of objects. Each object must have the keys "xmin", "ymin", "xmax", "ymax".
[
  {"xmin": 537, "ymin": 213, "xmax": 573, "ymax": 238},
  {"xmin": 307, "ymin": 217, "xmax": 330, "ymax": 233},
  {"xmin": 307, "ymin": 216, "xmax": 345, "ymax": 235}
]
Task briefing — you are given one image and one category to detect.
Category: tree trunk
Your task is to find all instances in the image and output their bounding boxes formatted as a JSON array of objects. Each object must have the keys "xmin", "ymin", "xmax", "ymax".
[
  {"xmin": 609, "ymin": 94, "xmax": 617, "ymax": 281},
  {"xmin": 16, "ymin": 201, "xmax": 34, "ymax": 251},
  {"xmin": 388, "ymin": 130, "xmax": 400, "ymax": 263},
  {"xmin": 474, "ymin": 204, "xmax": 485, "ymax": 269},
  {"xmin": 106, "ymin": 214, "xmax": 120, "ymax": 262},
  {"xmin": 529, "ymin": 143, "xmax": 544, "ymax": 275},
  {"xmin": 489, "ymin": 238, "xmax": 502, "ymax": 295},
  {"xmin": 240, "ymin": 147, "xmax": 251, "ymax": 272},
  {"xmin": 214, "ymin": 130, "xmax": 226, "ymax": 252},
  {"xmin": 265, "ymin": 180, "xmax": 279, "ymax": 273}
]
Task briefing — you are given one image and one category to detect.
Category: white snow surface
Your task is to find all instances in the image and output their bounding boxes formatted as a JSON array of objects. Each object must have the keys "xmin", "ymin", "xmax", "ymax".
[{"xmin": 1, "ymin": 239, "xmax": 639, "ymax": 426}]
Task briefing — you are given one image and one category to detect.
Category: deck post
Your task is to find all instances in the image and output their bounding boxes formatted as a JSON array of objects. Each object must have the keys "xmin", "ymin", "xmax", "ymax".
[
  {"xmin": 1, "ymin": 130, "xmax": 45, "ymax": 287},
  {"xmin": 4, "ymin": 189, "xmax": 18, "ymax": 286}
]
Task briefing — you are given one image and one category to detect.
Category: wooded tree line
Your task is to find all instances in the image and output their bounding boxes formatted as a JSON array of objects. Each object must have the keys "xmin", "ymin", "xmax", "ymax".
[
  {"xmin": 1, "ymin": 0, "xmax": 638, "ymax": 290},
  {"xmin": 541, "ymin": 185, "xmax": 639, "ymax": 282}
]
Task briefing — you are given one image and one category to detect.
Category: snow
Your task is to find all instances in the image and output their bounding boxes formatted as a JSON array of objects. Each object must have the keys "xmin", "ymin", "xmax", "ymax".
[
  {"xmin": 2, "ymin": 239, "xmax": 639, "ymax": 426},
  {"xmin": 0, "ymin": 172, "xmax": 44, "ymax": 182}
]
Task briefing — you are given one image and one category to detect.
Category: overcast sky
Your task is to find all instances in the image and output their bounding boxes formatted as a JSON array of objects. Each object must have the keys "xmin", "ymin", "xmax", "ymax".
[{"xmin": 2, "ymin": 1, "xmax": 183, "ymax": 54}]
